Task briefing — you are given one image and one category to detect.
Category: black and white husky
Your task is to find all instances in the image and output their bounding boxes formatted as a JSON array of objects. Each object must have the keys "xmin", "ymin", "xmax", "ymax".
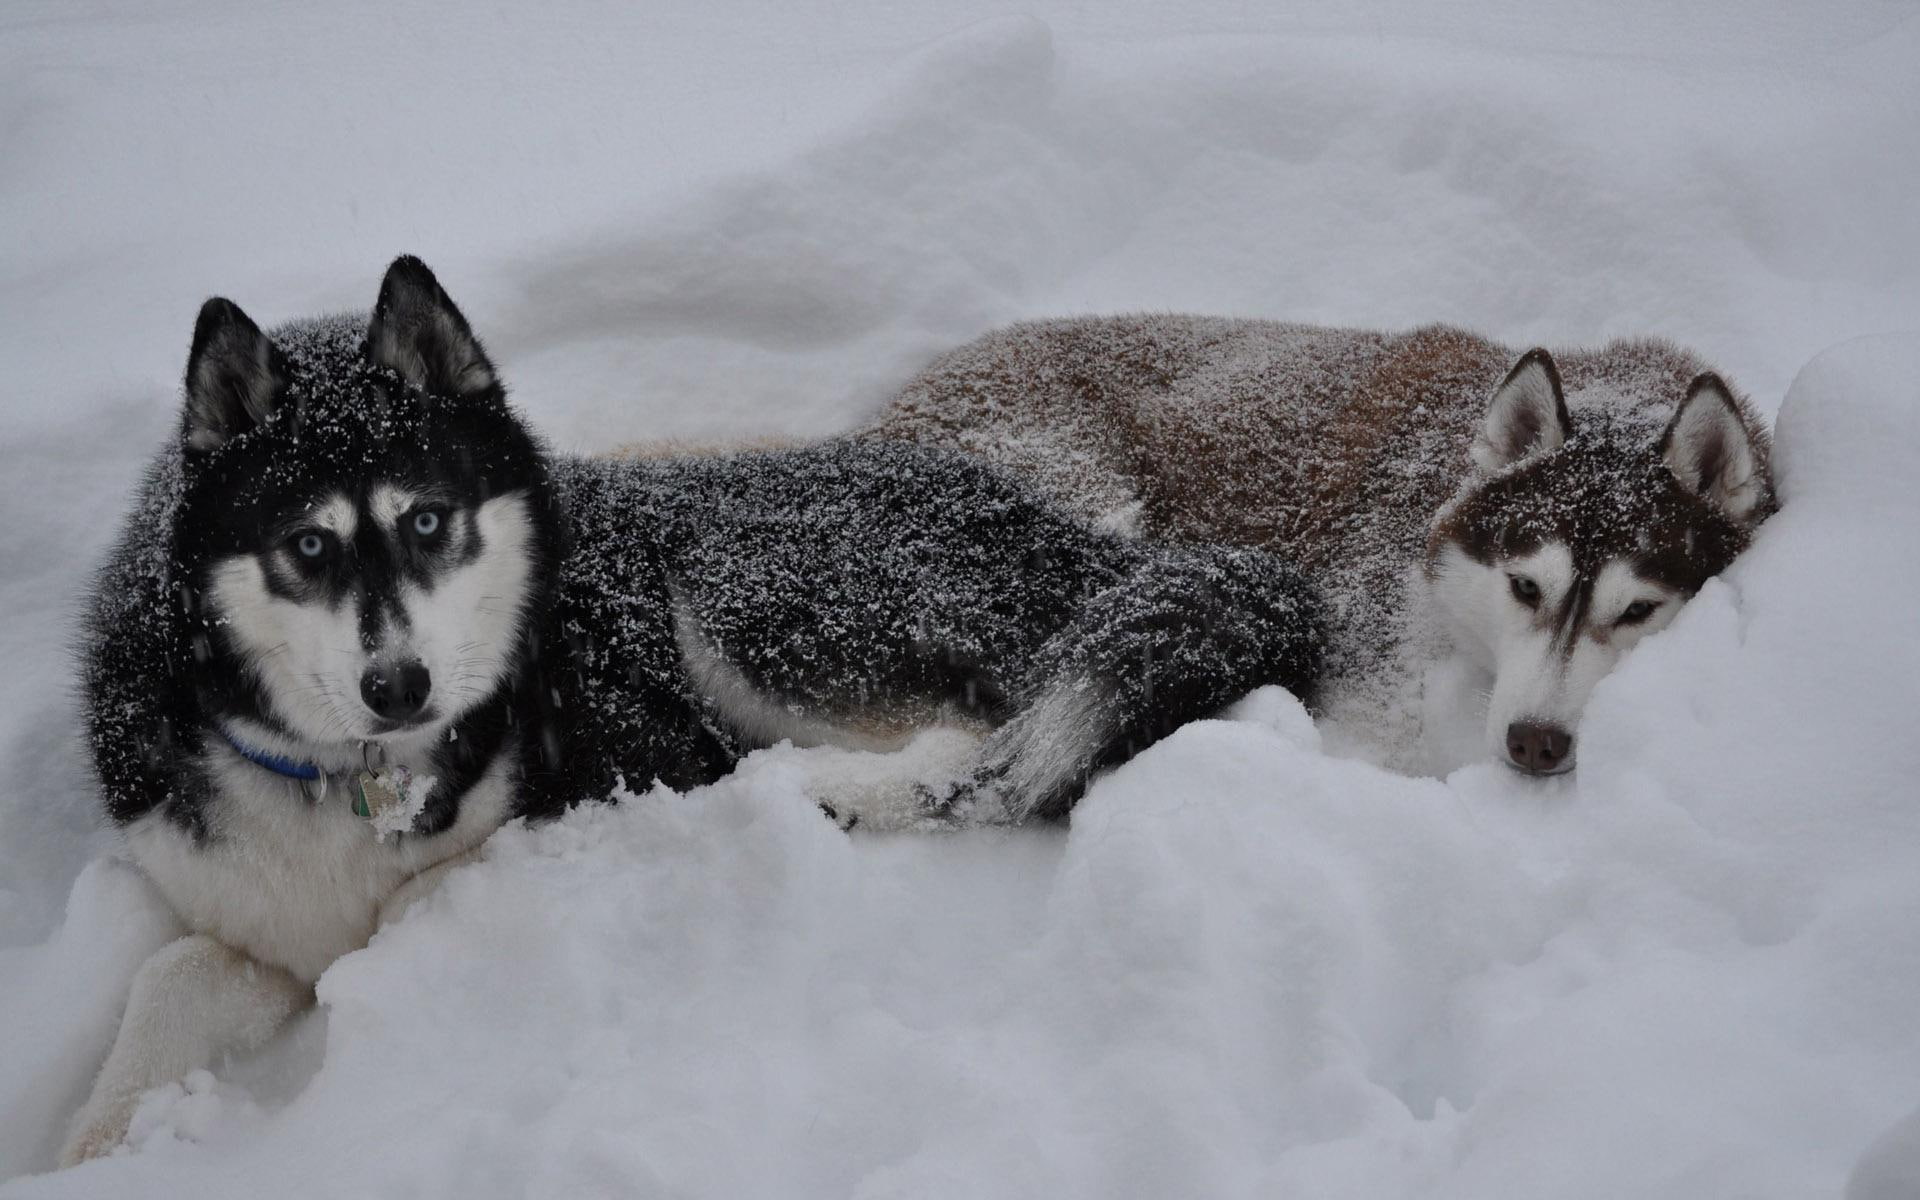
[
  {"xmin": 868, "ymin": 317, "xmax": 1775, "ymax": 775},
  {"xmin": 62, "ymin": 260, "xmax": 1323, "ymax": 1164}
]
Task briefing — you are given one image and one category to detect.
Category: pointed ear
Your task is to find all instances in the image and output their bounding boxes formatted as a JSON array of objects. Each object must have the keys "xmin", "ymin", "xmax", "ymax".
[
  {"xmin": 183, "ymin": 297, "xmax": 287, "ymax": 452},
  {"xmin": 1661, "ymin": 373, "xmax": 1769, "ymax": 524},
  {"xmin": 365, "ymin": 256, "xmax": 498, "ymax": 397},
  {"xmin": 1471, "ymin": 349, "xmax": 1571, "ymax": 473}
]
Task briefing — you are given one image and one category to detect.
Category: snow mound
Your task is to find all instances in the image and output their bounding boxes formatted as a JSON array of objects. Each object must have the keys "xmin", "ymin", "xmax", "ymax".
[{"xmin": 1773, "ymin": 333, "xmax": 1920, "ymax": 510}]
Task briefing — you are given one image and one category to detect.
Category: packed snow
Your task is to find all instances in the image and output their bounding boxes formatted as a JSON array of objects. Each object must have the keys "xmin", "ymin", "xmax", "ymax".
[{"xmin": 3, "ymin": 0, "xmax": 1919, "ymax": 1195}]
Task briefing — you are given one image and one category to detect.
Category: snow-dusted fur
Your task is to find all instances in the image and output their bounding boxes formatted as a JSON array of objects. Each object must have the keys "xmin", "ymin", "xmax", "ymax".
[
  {"xmin": 866, "ymin": 317, "xmax": 1774, "ymax": 772},
  {"xmin": 65, "ymin": 264, "xmax": 1323, "ymax": 1164}
]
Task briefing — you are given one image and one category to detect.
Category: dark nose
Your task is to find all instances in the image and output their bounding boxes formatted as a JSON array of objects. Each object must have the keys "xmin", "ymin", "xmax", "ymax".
[
  {"xmin": 360, "ymin": 661, "xmax": 432, "ymax": 722},
  {"xmin": 1506, "ymin": 721, "xmax": 1573, "ymax": 774}
]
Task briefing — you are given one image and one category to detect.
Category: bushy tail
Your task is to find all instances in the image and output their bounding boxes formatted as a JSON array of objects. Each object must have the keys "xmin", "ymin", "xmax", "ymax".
[{"xmin": 976, "ymin": 543, "xmax": 1324, "ymax": 821}]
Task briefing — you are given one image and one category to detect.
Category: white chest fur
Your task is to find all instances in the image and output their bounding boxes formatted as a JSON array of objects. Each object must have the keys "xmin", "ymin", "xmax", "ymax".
[{"xmin": 125, "ymin": 749, "xmax": 512, "ymax": 983}]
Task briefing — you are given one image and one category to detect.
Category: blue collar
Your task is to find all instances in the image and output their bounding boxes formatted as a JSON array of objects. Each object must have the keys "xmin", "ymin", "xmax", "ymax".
[{"xmin": 221, "ymin": 728, "xmax": 323, "ymax": 781}]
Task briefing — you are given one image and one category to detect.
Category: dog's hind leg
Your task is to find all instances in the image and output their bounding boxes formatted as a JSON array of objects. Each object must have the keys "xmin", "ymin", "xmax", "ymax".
[
  {"xmin": 972, "ymin": 545, "xmax": 1324, "ymax": 822},
  {"xmin": 60, "ymin": 935, "xmax": 310, "ymax": 1166}
]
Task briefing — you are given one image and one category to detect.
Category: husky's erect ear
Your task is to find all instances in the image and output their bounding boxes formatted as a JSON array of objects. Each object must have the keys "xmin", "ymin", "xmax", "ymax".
[
  {"xmin": 366, "ymin": 255, "xmax": 498, "ymax": 397},
  {"xmin": 1661, "ymin": 373, "xmax": 1768, "ymax": 524},
  {"xmin": 1471, "ymin": 349, "xmax": 1571, "ymax": 473},
  {"xmin": 183, "ymin": 297, "xmax": 288, "ymax": 452}
]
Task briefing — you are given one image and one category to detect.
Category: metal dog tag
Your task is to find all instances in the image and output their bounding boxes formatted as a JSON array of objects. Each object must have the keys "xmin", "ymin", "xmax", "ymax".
[
  {"xmin": 353, "ymin": 767, "xmax": 408, "ymax": 823},
  {"xmin": 352, "ymin": 763, "xmax": 437, "ymax": 840}
]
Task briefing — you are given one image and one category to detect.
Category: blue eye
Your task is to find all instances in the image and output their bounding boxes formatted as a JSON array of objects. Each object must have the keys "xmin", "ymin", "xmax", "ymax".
[
  {"xmin": 296, "ymin": 533, "xmax": 326, "ymax": 558},
  {"xmin": 412, "ymin": 511, "xmax": 442, "ymax": 537}
]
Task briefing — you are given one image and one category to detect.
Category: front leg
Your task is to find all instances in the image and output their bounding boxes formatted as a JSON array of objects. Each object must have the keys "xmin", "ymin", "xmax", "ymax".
[
  {"xmin": 60, "ymin": 935, "xmax": 310, "ymax": 1167},
  {"xmin": 795, "ymin": 728, "xmax": 988, "ymax": 832},
  {"xmin": 377, "ymin": 846, "xmax": 484, "ymax": 927}
]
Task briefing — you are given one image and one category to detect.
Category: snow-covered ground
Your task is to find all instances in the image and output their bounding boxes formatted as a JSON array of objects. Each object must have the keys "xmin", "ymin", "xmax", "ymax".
[{"xmin": 3, "ymin": 0, "xmax": 1919, "ymax": 1194}]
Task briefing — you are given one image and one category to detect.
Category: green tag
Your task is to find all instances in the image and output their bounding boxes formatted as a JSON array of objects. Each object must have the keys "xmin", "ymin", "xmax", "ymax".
[
  {"xmin": 354, "ymin": 768, "xmax": 406, "ymax": 823},
  {"xmin": 352, "ymin": 764, "xmax": 436, "ymax": 839}
]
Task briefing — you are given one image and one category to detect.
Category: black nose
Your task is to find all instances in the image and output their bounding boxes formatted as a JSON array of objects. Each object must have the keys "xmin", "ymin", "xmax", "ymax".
[
  {"xmin": 360, "ymin": 661, "xmax": 431, "ymax": 722},
  {"xmin": 1506, "ymin": 721, "xmax": 1573, "ymax": 774}
]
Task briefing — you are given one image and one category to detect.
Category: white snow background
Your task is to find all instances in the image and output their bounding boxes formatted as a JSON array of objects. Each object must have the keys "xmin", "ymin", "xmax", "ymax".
[{"xmin": 4, "ymin": 0, "xmax": 1920, "ymax": 1194}]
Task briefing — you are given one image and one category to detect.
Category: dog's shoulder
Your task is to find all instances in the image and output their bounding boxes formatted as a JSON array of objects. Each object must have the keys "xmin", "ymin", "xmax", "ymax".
[{"xmin": 82, "ymin": 444, "xmax": 207, "ymax": 831}]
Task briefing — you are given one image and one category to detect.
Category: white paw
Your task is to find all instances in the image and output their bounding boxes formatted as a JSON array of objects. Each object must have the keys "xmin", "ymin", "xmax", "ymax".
[
  {"xmin": 806, "ymin": 726, "xmax": 985, "ymax": 832},
  {"xmin": 59, "ymin": 1094, "xmax": 136, "ymax": 1168}
]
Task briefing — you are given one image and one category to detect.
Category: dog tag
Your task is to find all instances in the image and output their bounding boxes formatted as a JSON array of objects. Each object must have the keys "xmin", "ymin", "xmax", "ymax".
[
  {"xmin": 353, "ymin": 764, "xmax": 439, "ymax": 840},
  {"xmin": 353, "ymin": 767, "xmax": 407, "ymax": 822}
]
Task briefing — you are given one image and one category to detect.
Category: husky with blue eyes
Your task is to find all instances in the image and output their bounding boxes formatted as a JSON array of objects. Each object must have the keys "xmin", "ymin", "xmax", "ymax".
[
  {"xmin": 869, "ymin": 318, "xmax": 1776, "ymax": 775},
  {"xmin": 60, "ymin": 260, "xmax": 1324, "ymax": 1165}
]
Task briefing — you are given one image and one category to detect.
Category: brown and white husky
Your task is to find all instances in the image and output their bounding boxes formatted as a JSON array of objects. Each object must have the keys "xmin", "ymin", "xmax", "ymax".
[{"xmin": 865, "ymin": 317, "xmax": 1774, "ymax": 775}]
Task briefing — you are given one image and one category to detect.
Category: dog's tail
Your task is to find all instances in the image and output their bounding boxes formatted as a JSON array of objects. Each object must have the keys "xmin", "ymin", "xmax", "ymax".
[{"xmin": 977, "ymin": 543, "xmax": 1325, "ymax": 821}]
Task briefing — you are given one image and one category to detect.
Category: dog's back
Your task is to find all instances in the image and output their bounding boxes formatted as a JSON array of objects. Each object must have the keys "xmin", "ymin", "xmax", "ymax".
[{"xmin": 874, "ymin": 315, "xmax": 1713, "ymax": 566}]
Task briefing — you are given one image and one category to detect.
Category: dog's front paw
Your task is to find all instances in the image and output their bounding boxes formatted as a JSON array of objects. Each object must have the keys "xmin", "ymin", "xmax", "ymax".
[
  {"xmin": 911, "ymin": 778, "xmax": 972, "ymax": 821},
  {"xmin": 59, "ymin": 1095, "xmax": 136, "ymax": 1168},
  {"xmin": 815, "ymin": 800, "xmax": 860, "ymax": 832},
  {"xmin": 914, "ymin": 763, "xmax": 1013, "ymax": 824}
]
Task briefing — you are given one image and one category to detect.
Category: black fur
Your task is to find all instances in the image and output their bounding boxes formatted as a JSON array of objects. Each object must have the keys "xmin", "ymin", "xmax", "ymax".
[
  {"xmin": 183, "ymin": 297, "xmax": 289, "ymax": 449},
  {"xmin": 533, "ymin": 445, "xmax": 1325, "ymax": 820},
  {"xmin": 84, "ymin": 259, "xmax": 1326, "ymax": 841},
  {"xmin": 993, "ymin": 542, "xmax": 1324, "ymax": 818}
]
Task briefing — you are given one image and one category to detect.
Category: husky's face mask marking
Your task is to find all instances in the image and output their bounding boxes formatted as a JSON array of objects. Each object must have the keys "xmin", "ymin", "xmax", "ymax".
[
  {"xmin": 1432, "ymin": 357, "xmax": 1773, "ymax": 774},
  {"xmin": 174, "ymin": 258, "xmax": 552, "ymax": 750},
  {"xmin": 204, "ymin": 487, "xmax": 536, "ymax": 744}
]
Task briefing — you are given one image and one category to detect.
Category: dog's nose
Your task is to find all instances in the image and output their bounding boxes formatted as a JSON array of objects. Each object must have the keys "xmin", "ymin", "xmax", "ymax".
[
  {"xmin": 1506, "ymin": 721, "xmax": 1573, "ymax": 774},
  {"xmin": 360, "ymin": 661, "xmax": 432, "ymax": 722}
]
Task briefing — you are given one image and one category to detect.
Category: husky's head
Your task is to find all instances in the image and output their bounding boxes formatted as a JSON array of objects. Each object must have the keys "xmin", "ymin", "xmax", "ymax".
[
  {"xmin": 171, "ymin": 257, "xmax": 556, "ymax": 759},
  {"xmin": 1427, "ymin": 349, "xmax": 1773, "ymax": 775}
]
